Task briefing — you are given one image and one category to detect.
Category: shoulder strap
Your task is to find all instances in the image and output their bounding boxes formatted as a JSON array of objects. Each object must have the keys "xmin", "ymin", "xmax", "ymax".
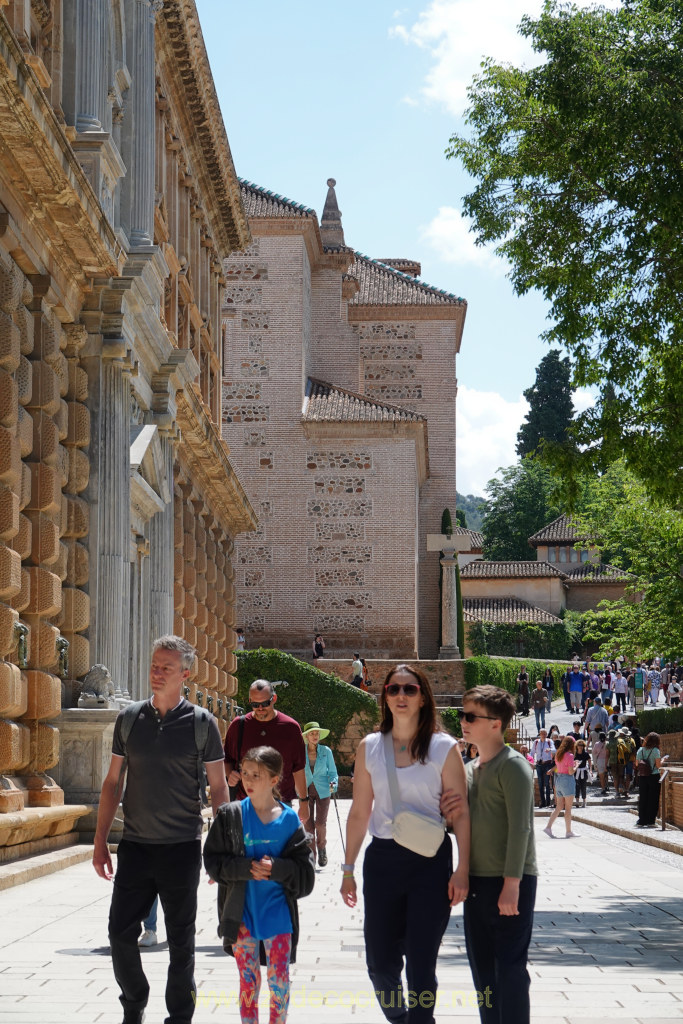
[
  {"xmin": 193, "ymin": 704, "xmax": 211, "ymax": 759},
  {"xmin": 119, "ymin": 700, "xmax": 147, "ymax": 752},
  {"xmin": 383, "ymin": 732, "xmax": 402, "ymax": 816}
]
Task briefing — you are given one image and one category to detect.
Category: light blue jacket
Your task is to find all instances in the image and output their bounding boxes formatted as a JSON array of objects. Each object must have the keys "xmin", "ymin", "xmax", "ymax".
[{"xmin": 305, "ymin": 744, "xmax": 338, "ymax": 800}]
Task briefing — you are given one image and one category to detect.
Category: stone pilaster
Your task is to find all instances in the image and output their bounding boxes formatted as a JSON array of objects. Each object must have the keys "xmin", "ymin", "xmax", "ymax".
[
  {"xmin": 129, "ymin": 0, "xmax": 164, "ymax": 248},
  {"xmin": 94, "ymin": 347, "xmax": 131, "ymax": 691},
  {"xmin": 439, "ymin": 552, "xmax": 461, "ymax": 659},
  {"xmin": 148, "ymin": 430, "xmax": 175, "ymax": 642},
  {"xmin": 75, "ymin": 0, "xmax": 109, "ymax": 132}
]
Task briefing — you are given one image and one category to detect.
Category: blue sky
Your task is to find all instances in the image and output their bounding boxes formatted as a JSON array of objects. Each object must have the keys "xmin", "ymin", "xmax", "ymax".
[{"xmin": 196, "ymin": 0, "xmax": 603, "ymax": 496}]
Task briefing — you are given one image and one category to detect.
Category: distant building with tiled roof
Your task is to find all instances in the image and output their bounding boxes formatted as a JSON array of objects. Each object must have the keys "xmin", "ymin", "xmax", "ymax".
[
  {"xmin": 222, "ymin": 177, "xmax": 466, "ymax": 658},
  {"xmin": 459, "ymin": 513, "xmax": 633, "ymax": 654},
  {"xmin": 461, "ymin": 560, "xmax": 566, "ymax": 579},
  {"xmin": 528, "ymin": 513, "xmax": 580, "ymax": 545},
  {"xmin": 464, "ymin": 598, "xmax": 562, "ymax": 626}
]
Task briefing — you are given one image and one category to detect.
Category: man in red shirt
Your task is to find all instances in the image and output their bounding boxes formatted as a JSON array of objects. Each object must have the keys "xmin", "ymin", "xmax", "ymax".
[{"xmin": 224, "ymin": 679, "xmax": 309, "ymax": 823}]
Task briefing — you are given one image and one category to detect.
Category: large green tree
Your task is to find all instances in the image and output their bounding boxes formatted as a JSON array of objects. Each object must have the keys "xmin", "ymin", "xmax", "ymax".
[
  {"xmin": 481, "ymin": 459, "xmax": 562, "ymax": 560},
  {"xmin": 573, "ymin": 463, "xmax": 683, "ymax": 657},
  {"xmin": 448, "ymin": 0, "xmax": 683, "ymax": 505},
  {"xmin": 516, "ymin": 349, "xmax": 574, "ymax": 457}
]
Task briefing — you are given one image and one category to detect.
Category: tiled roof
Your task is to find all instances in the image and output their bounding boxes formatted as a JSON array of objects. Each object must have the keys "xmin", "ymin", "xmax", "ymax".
[
  {"xmin": 302, "ymin": 377, "xmax": 424, "ymax": 424},
  {"xmin": 239, "ymin": 179, "xmax": 315, "ymax": 219},
  {"xmin": 348, "ymin": 253, "xmax": 466, "ymax": 307},
  {"xmin": 564, "ymin": 563, "xmax": 630, "ymax": 583},
  {"xmin": 460, "ymin": 560, "xmax": 566, "ymax": 579},
  {"xmin": 464, "ymin": 598, "xmax": 562, "ymax": 625},
  {"xmin": 528, "ymin": 514, "xmax": 582, "ymax": 545}
]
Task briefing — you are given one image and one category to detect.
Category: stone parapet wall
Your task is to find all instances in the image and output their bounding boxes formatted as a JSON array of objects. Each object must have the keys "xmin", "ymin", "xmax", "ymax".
[{"xmin": 315, "ymin": 658, "xmax": 466, "ymax": 696}]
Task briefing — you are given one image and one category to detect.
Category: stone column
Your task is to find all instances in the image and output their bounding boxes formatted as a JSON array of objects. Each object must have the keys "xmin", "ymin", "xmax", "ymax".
[
  {"xmin": 95, "ymin": 350, "xmax": 132, "ymax": 690},
  {"xmin": 75, "ymin": 0, "xmax": 109, "ymax": 132},
  {"xmin": 439, "ymin": 551, "xmax": 461, "ymax": 659},
  {"xmin": 148, "ymin": 430, "xmax": 175, "ymax": 642},
  {"xmin": 129, "ymin": 0, "xmax": 164, "ymax": 248}
]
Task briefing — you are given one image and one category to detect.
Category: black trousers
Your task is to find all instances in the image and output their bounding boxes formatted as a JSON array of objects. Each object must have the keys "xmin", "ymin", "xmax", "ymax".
[
  {"xmin": 535, "ymin": 761, "xmax": 553, "ymax": 807},
  {"xmin": 363, "ymin": 836, "xmax": 453, "ymax": 1024},
  {"xmin": 637, "ymin": 774, "xmax": 661, "ymax": 825},
  {"xmin": 109, "ymin": 839, "xmax": 202, "ymax": 1024},
  {"xmin": 464, "ymin": 874, "xmax": 537, "ymax": 1024}
]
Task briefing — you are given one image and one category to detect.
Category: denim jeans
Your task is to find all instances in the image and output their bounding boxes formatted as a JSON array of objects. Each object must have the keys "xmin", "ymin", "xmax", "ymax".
[
  {"xmin": 109, "ymin": 839, "xmax": 201, "ymax": 1023},
  {"xmin": 464, "ymin": 874, "xmax": 537, "ymax": 1024},
  {"xmin": 533, "ymin": 706, "xmax": 546, "ymax": 732},
  {"xmin": 143, "ymin": 896, "xmax": 158, "ymax": 932},
  {"xmin": 363, "ymin": 836, "xmax": 453, "ymax": 1024}
]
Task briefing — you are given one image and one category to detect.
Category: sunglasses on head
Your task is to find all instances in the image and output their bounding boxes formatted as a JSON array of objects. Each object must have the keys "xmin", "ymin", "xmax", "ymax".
[
  {"xmin": 457, "ymin": 710, "xmax": 498, "ymax": 723},
  {"xmin": 384, "ymin": 682, "xmax": 421, "ymax": 697},
  {"xmin": 249, "ymin": 696, "xmax": 274, "ymax": 709}
]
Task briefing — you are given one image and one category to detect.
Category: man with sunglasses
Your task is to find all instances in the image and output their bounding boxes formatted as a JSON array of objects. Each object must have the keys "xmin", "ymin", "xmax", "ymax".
[{"xmin": 223, "ymin": 679, "xmax": 309, "ymax": 822}]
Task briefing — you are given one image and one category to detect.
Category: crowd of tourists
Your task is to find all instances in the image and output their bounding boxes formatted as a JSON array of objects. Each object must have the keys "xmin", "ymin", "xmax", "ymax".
[{"xmin": 518, "ymin": 658, "xmax": 672, "ymax": 841}]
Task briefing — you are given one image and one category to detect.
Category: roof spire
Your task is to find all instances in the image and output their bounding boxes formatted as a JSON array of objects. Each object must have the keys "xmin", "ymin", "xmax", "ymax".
[{"xmin": 320, "ymin": 177, "xmax": 345, "ymax": 248}]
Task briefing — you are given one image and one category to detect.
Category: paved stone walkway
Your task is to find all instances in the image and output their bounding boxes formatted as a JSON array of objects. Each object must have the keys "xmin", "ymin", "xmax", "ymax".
[{"xmin": 2, "ymin": 799, "xmax": 683, "ymax": 1024}]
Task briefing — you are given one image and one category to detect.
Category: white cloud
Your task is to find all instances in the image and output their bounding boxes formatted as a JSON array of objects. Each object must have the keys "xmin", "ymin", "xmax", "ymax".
[
  {"xmin": 457, "ymin": 384, "xmax": 599, "ymax": 494},
  {"xmin": 457, "ymin": 385, "xmax": 527, "ymax": 495},
  {"xmin": 572, "ymin": 386, "xmax": 596, "ymax": 414},
  {"xmin": 420, "ymin": 205, "xmax": 505, "ymax": 271},
  {"xmin": 392, "ymin": 0, "xmax": 622, "ymax": 116}
]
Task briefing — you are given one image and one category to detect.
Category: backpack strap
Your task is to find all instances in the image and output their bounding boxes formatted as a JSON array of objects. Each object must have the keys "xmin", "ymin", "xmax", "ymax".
[{"xmin": 119, "ymin": 700, "xmax": 147, "ymax": 753}]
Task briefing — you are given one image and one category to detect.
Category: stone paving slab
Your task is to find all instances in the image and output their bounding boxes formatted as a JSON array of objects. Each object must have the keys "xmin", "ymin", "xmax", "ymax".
[{"xmin": 2, "ymin": 803, "xmax": 683, "ymax": 1023}]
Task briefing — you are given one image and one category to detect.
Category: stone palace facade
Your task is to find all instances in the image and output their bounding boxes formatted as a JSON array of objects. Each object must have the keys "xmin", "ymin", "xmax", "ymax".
[
  {"xmin": 0, "ymin": 0, "xmax": 255, "ymax": 853},
  {"xmin": 223, "ymin": 180, "xmax": 467, "ymax": 660}
]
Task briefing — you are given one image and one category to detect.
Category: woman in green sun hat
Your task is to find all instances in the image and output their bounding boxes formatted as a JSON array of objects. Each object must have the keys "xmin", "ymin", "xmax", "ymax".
[{"xmin": 302, "ymin": 721, "xmax": 338, "ymax": 868}]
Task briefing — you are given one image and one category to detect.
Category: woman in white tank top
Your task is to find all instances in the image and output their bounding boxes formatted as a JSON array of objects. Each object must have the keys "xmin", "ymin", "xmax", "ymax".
[{"xmin": 340, "ymin": 665, "xmax": 470, "ymax": 1024}]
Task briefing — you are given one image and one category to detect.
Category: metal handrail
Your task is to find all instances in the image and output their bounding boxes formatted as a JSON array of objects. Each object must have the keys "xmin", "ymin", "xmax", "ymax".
[{"xmin": 659, "ymin": 768, "xmax": 669, "ymax": 831}]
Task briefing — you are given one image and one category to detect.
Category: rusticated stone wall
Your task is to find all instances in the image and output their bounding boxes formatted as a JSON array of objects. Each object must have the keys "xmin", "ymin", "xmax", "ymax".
[{"xmin": 0, "ymin": 254, "xmax": 91, "ymax": 811}]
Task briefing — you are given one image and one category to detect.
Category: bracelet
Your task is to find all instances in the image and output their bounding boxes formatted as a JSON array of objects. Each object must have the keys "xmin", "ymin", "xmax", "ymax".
[
  {"xmin": 341, "ymin": 862, "xmax": 355, "ymax": 872},
  {"xmin": 297, "ymin": 794, "xmax": 308, "ymax": 801}
]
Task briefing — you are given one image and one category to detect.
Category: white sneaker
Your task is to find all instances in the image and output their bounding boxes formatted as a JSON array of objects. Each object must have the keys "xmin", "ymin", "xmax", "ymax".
[
  {"xmin": 543, "ymin": 826, "xmax": 554, "ymax": 838},
  {"xmin": 565, "ymin": 831, "xmax": 580, "ymax": 838},
  {"xmin": 138, "ymin": 929, "xmax": 157, "ymax": 947}
]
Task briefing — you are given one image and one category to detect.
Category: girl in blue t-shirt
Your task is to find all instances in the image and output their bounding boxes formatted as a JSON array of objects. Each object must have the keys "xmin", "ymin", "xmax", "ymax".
[{"xmin": 203, "ymin": 746, "xmax": 314, "ymax": 1024}]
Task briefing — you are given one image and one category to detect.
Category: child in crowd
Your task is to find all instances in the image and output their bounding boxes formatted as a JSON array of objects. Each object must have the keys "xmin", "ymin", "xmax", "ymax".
[
  {"xmin": 574, "ymin": 739, "xmax": 590, "ymax": 807},
  {"xmin": 443, "ymin": 685, "xmax": 537, "ymax": 1024},
  {"xmin": 203, "ymin": 747, "xmax": 315, "ymax": 1024}
]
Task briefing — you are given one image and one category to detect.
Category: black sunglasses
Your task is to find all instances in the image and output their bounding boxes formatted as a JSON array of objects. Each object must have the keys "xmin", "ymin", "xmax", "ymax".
[
  {"xmin": 249, "ymin": 696, "xmax": 274, "ymax": 709},
  {"xmin": 384, "ymin": 682, "xmax": 421, "ymax": 697},
  {"xmin": 457, "ymin": 710, "xmax": 498, "ymax": 723}
]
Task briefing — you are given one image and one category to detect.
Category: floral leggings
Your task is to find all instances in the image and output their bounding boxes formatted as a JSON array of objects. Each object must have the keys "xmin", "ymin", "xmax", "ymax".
[{"xmin": 232, "ymin": 922, "xmax": 292, "ymax": 1024}]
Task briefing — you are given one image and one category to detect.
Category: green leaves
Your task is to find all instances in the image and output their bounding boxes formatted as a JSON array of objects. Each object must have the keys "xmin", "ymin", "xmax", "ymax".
[{"xmin": 448, "ymin": 0, "xmax": 683, "ymax": 502}]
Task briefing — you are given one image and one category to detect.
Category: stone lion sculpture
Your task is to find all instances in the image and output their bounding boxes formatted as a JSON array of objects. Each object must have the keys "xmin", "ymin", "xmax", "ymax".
[{"xmin": 78, "ymin": 664, "xmax": 117, "ymax": 709}]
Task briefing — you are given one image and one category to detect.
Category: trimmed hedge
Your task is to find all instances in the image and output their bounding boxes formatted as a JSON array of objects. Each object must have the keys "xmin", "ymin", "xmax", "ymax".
[
  {"xmin": 464, "ymin": 656, "xmax": 562, "ymax": 699},
  {"xmin": 636, "ymin": 705, "xmax": 683, "ymax": 736},
  {"xmin": 235, "ymin": 648, "xmax": 379, "ymax": 773},
  {"xmin": 467, "ymin": 620, "xmax": 574, "ymax": 660}
]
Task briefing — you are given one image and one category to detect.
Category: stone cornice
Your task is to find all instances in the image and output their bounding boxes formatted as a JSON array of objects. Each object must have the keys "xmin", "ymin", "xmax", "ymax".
[
  {"xmin": 0, "ymin": 17, "xmax": 123, "ymax": 284},
  {"xmin": 301, "ymin": 418, "xmax": 429, "ymax": 485},
  {"xmin": 246, "ymin": 217, "xmax": 355, "ymax": 275},
  {"xmin": 176, "ymin": 385, "xmax": 257, "ymax": 536},
  {"xmin": 156, "ymin": 2, "xmax": 251, "ymax": 257}
]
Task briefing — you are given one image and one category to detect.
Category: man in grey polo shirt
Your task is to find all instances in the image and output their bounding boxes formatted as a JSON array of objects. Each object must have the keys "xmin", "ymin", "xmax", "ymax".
[{"xmin": 93, "ymin": 635, "xmax": 228, "ymax": 1024}]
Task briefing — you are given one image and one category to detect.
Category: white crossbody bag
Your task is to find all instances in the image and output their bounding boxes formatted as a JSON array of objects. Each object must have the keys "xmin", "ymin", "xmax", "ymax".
[{"xmin": 383, "ymin": 733, "xmax": 446, "ymax": 858}]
